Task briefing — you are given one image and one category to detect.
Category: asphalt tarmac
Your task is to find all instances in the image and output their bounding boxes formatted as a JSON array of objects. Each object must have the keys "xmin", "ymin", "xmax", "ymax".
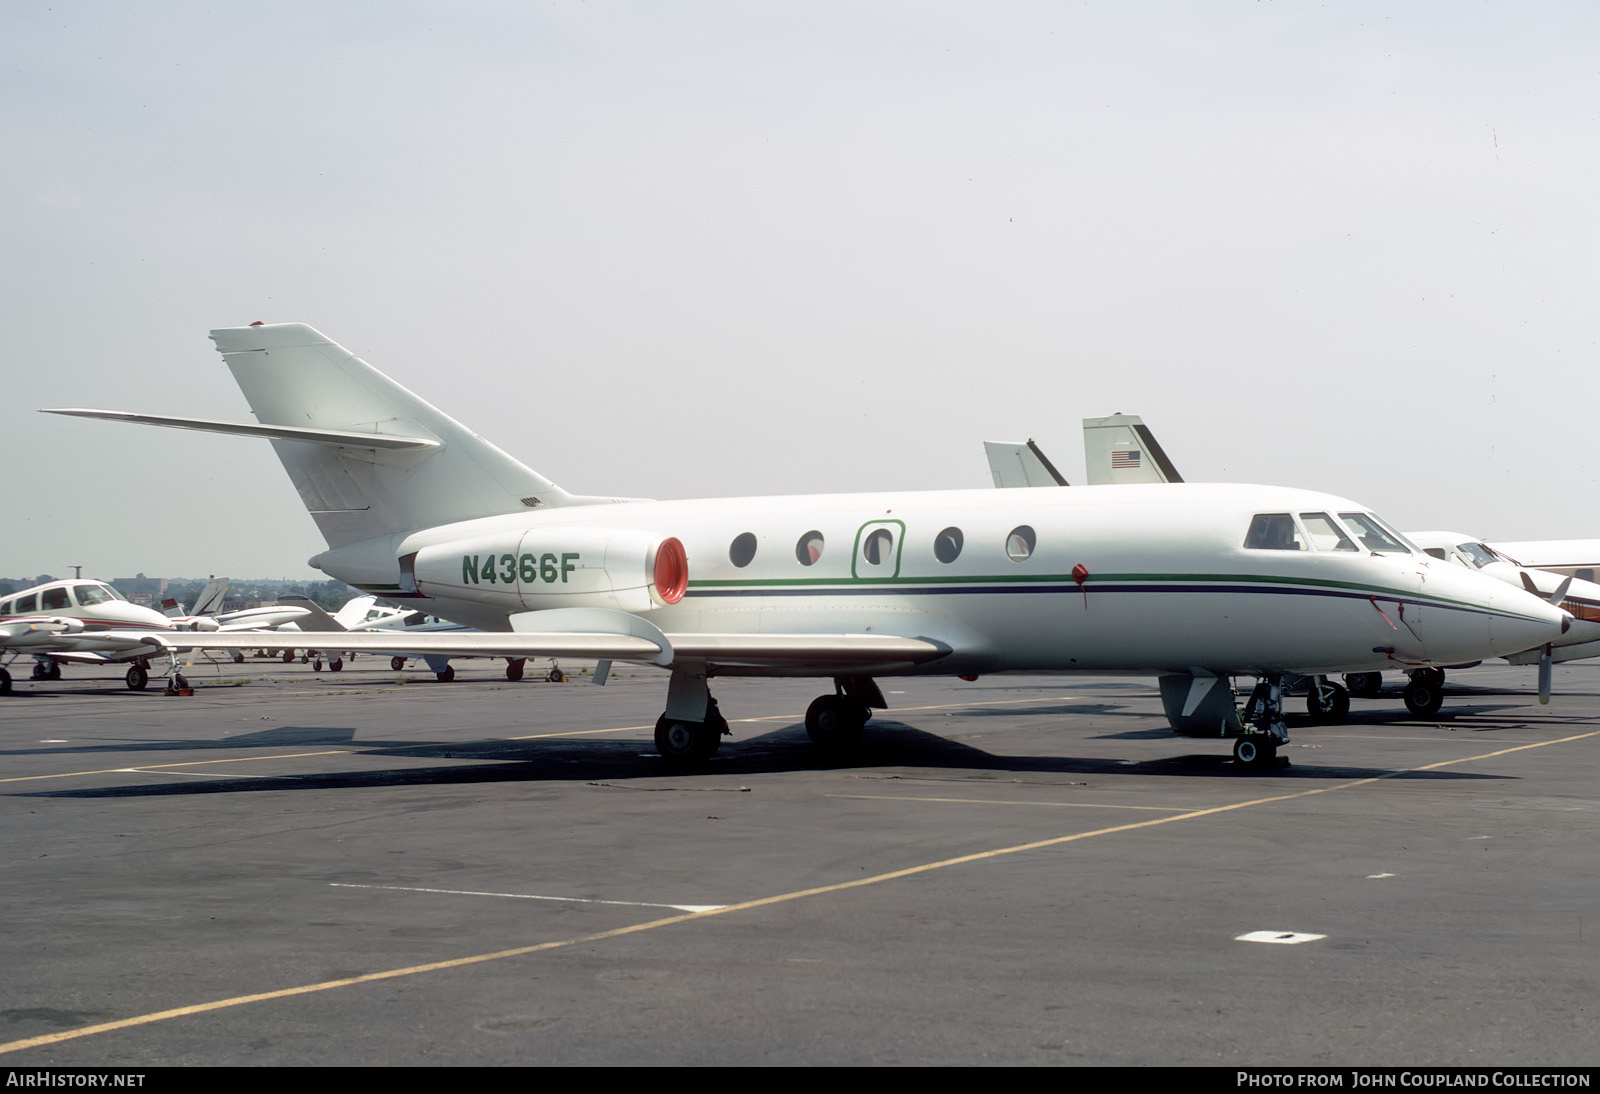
[{"xmin": 1, "ymin": 655, "xmax": 1596, "ymax": 1066}]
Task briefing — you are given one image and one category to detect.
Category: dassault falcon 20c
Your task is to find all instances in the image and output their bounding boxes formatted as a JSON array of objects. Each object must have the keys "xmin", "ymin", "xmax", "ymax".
[{"xmin": 45, "ymin": 323, "xmax": 1586, "ymax": 767}]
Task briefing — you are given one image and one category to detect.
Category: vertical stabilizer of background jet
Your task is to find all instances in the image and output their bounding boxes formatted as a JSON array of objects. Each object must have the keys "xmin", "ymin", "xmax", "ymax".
[
  {"xmin": 1082, "ymin": 413, "xmax": 1183, "ymax": 486},
  {"xmin": 982, "ymin": 440, "xmax": 1069, "ymax": 488}
]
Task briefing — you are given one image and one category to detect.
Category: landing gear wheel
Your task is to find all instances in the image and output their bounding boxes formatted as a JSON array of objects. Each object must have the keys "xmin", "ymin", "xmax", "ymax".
[
  {"xmin": 1344, "ymin": 672, "xmax": 1382, "ymax": 698},
  {"xmin": 281, "ymin": 650, "xmax": 294, "ymax": 663},
  {"xmin": 164, "ymin": 673, "xmax": 190, "ymax": 696},
  {"xmin": 805, "ymin": 694, "xmax": 869, "ymax": 752},
  {"xmin": 1306, "ymin": 681, "xmax": 1350, "ymax": 723},
  {"xmin": 125, "ymin": 664, "xmax": 149, "ymax": 691},
  {"xmin": 330, "ymin": 659, "xmax": 343, "ymax": 672},
  {"xmin": 391, "ymin": 656, "xmax": 406, "ymax": 671},
  {"xmin": 654, "ymin": 715, "xmax": 721, "ymax": 764},
  {"xmin": 505, "ymin": 658, "xmax": 526, "ymax": 681},
  {"xmin": 546, "ymin": 666, "xmax": 565, "ymax": 683},
  {"xmin": 312, "ymin": 659, "xmax": 323, "ymax": 672},
  {"xmin": 1403, "ymin": 680, "xmax": 1444, "ymax": 717},
  {"xmin": 232, "ymin": 652, "xmax": 244, "ymax": 664},
  {"xmin": 0, "ymin": 667, "xmax": 11, "ymax": 695},
  {"xmin": 31, "ymin": 663, "xmax": 47, "ymax": 681},
  {"xmin": 437, "ymin": 665, "xmax": 455, "ymax": 682},
  {"xmin": 1233, "ymin": 736, "xmax": 1278, "ymax": 767}
]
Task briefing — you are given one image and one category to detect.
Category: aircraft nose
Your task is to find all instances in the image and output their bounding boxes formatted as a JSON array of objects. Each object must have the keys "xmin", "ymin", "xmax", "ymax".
[{"xmin": 1487, "ymin": 585, "xmax": 1573, "ymax": 656}]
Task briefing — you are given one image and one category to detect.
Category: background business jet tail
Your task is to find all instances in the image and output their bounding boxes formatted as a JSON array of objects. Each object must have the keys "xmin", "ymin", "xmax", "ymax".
[
  {"xmin": 51, "ymin": 323, "xmax": 633, "ymax": 551},
  {"xmin": 1082, "ymin": 413, "xmax": 1183, "ymax": 486}
]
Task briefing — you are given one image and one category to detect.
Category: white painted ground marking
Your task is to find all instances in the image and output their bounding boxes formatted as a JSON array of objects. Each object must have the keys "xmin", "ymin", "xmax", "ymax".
[
  {"xmin": 41, "ymin": 739, "xmax": 66, "ymax": 744},
  {"xmin": 1235, "ymin": 931, "xmax": 1327, "ymax": 945},
  {"xmin": 1367, "ymin": 872, "xmax": 1395, "ymax": 879},
  {"xmin": 119, "ymin": 768, "xmax": 292, "ymax": 779},
  {"xmin": 331, "ymin": 882, "xmax": 724, "ymax": 914}
]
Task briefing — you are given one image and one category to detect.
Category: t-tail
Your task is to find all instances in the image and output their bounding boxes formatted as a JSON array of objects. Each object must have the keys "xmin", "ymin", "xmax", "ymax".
[{"xmin": 46, "ymin": 322, "xmax": 638, "ymax": 570}]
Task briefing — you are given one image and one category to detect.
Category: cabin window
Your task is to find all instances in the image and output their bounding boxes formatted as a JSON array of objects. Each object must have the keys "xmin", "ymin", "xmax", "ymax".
[
  {"xmin": 862, "ymin": 528, "xmax": 894, "ymax": 566},
  {"xmin": 17, "ymin": 594, "xmax": 37, "ymax": 613},
  {"xmin": 796, "ymin": 531, "xmax": 825, "ymax": 566},
  {"xmin": 1338, "ymin": 512, "xmax": 1411, "ymax": 555},
  {"xmin": 41, "ymin": 588, "xmax": 69, "ymax": 611},
  {"xmin": 1244, "ymin": 514, "xmax": 1305, "ymax": 551},
  {"xmin": 0, "ymin": 599, "xmax": 11, "ymax": 615},
  {"xmin": 1005, "ymin": 525, "xmax": 1036, "ymax": 562},
  {"xmin": 1424, "ymin": 548, "xmax": 1448, "ymax": 561},
  {"xmin": 934, "ymin": 526, "xmax": 964, "ymax": 564},
  {"xmin": 729, "ymin": 532, "xmax": 758, "ymax": 568},
  {"xmin": 1299, "ymin": 513, "xmax": 1357, "ymax": 552}
]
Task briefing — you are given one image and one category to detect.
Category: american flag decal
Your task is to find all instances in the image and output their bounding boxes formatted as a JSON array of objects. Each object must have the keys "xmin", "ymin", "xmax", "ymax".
[{"xmin": 1111, "ymin": 450, "xmax": 1141, "ymax": 469}]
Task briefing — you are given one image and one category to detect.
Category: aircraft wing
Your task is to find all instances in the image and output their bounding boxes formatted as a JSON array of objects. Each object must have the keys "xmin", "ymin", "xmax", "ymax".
[{"xmin": 121, "ymin": 628, "xmax": 947, "ymax": 673}]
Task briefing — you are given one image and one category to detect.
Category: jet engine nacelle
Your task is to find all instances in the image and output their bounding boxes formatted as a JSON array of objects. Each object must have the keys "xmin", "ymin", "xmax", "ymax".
[{"xmin": 409, "ymin": 528, "xmax": 688, "ymax": 614}]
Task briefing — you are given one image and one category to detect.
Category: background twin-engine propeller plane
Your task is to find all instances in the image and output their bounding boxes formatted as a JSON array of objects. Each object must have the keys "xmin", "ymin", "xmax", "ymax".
[
  {"xmin": 43, "ymin": 323, "xmax": 1587, "ymax": 767},
  {"xmin": 0, "ymin": 576, "xmax": 316, "ymax": 693}
]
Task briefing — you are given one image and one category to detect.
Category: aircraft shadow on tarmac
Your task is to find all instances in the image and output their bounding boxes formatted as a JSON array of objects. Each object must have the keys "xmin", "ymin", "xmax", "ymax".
[{"xmin": 19, "ymin": 713, "xmax": 1520, "ymax": 801}]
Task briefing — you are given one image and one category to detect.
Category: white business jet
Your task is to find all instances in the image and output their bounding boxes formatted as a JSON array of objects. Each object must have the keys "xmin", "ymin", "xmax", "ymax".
[{"xmin": 44, "ymin": 324, "xmax": 1583, "ymax": 768}]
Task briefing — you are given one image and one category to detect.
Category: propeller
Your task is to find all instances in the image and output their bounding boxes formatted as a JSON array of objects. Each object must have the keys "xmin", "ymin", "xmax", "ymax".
[{"xmin": 1519, "ymin": 571, "xmax": 1573, "ymax": 607}]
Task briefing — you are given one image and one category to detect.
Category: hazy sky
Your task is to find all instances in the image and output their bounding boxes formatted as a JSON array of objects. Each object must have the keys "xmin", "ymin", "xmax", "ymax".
[{"xmin": 5, "ymin": 1, "xmax": 1597, "ymax": 580}]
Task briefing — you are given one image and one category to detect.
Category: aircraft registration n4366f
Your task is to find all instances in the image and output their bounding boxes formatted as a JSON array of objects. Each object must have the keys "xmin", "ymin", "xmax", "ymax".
[{"xmin": 45, "ymin": 324, "xmax": 1585, "ymax": 768}]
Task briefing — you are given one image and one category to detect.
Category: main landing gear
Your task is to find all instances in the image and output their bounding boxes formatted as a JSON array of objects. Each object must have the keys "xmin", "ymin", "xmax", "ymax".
[
  {"xmin": 651, "ymin": 671, "xmax": 886, "ymax": 766},
  {"xmin": 1235, "ymin": 675, "xmax": 1291, "ymax": 769},
  {"xmin": 1305, "ymin": 675, "xmax": 1350, "ymax": 723},
  {"xmin": 1402, "ymin": 667, "xmax": 1446, "ymax": 717},
  {"xmin": 31, "ymin": 659, "xmax": 62, "ymax": 681}
]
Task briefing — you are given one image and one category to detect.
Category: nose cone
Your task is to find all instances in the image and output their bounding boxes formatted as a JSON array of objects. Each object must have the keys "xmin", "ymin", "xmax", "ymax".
[{"xmin": 1485, "ymin": 584, "xmax": 1573, "ymax": 656}]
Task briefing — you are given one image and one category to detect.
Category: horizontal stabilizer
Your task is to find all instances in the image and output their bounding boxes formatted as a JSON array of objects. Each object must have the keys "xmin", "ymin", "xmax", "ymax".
[{"xmin": 42, "ymin": 409, "xmax": 440, "ymax": 451}]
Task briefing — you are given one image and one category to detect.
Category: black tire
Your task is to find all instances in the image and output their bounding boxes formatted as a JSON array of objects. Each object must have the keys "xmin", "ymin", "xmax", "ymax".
[
  {"xmin": 45, "ymin": 662, "xmax": 62, "ymax": 681},
  {"xmin": 1306, "ymin": 681, "xmax": 1351, "ymax": 723},
  {"xmin": 654, "ymin": 715, "xmax": 720, "ymax": 763},
  {"xmin": 546, "ymin": 666, "xmax": 565, "ymax": 683},
  {"xmin": 1233, "ymin": 736, "xmax": 1278, "ymax": 767},
  {"xmin": 506, "ymin": 658, "xmax": 526, "ymax": 681},
  {"xmin": 233, "ymin": 653, "xmax": 245, "ymax": 664},
  {"xmin": 1403, "ymin": 681, "xmax": 1444, "ymax": 717},
  {"xmin": 312, "ymin": 660, "xmax": 323, "ymax": 672},
  {"xmin": 126, "ymin": 665, "xmax": 149, "ymax": 691},
  {"xmin": 330, "ymin": 659, "xmax": 343, "ymax": 672},
  {"xmin": 174, "ymin": 674, "xmax": 189, "ymax": 690},
  {"xmin": 391, "ymin": 656, "xmax": 406, "ymax": 671},
  {"xmin": 282, "ymin": 650, "xmax": 294, "ymax": 663},
  {"xmin": 437, "ymin": 666, "xmax": 455, "ymax": 682},
  {"xmin": 805, "ymin": 694, "xmax": 868, "ymax": 751},
  {"xmin": 1344, "ymin": 672, "xmax": 1382, "ymax": 698},
  {"xmin": 0, "ymin": 667, "xmax": 11, "ymax": 695}
]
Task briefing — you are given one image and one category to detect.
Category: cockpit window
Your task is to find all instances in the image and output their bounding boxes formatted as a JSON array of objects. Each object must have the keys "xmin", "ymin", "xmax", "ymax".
[
  {"xmin": 75, "ymin": 584, "xmax": 114, "ymax": 605},
  {"xmin": 1299, "ymin": 513, "xmax": 1357, "ymax": 552},
  {"xmin": 1244, "ymin": 514, "xmax": 1305, "ymax": 551},
  {"xmin": 1338, "ymin": 512, "xmax": 1412, "ymax": 555},
  {"xmin": 1456, "ymin": 542, "xmax": 1498, "ymax": 569}
]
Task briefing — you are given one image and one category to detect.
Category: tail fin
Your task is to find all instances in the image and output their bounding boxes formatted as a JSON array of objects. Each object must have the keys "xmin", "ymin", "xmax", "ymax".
[
  {"xmin": 982, "ymin": 440, "xmax": 1070, "ymax": 488},
  {"xmin": 208, "ymin": 323, "xmax": 633, "ymax": 548},
  {"xmin": 1081, "ymin": 413, "xmax": 1183, "ymax": 486},
  {"xmin": 188, "ymin": 576, "xmax": 231, "ymax": 616}
]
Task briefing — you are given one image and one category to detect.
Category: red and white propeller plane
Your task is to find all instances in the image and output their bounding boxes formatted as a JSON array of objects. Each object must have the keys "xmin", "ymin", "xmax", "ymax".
[{"xmin": 44, "ymin": 324, "xmax": 1589, "ymax": 767}]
